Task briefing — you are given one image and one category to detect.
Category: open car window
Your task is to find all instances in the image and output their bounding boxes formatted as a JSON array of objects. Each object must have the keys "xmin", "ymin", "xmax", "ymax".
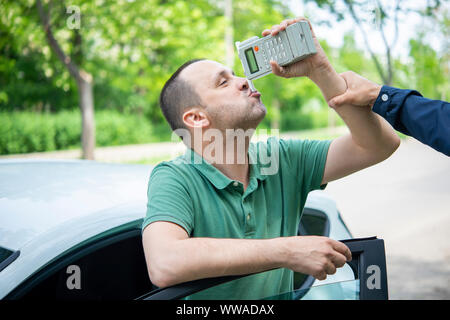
[{"xmin": 139, "ymin": 237, "xmax": 388, "ymax": 300}]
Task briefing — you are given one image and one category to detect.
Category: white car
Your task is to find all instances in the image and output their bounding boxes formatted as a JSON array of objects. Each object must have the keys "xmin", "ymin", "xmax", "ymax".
[{"xmin": 0, "ymin": 159, "xmax": 388, "ymax": 300}]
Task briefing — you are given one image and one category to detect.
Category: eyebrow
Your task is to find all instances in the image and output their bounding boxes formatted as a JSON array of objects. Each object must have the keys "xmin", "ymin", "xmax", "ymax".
[{"xmin": 214, "ymin": 69, "xmax": 235, "ymax": 85}]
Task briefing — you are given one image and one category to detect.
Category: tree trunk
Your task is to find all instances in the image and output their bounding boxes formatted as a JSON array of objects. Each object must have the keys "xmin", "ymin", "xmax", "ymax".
[
  {"xmin": 271, "ymin": 80, "xmax": 280, "ymax": 130},
  {"xmin": 36, "ymin": 0, "xmax": 96, "ymax": 160},
  {"xmin": 271, "ymin": 97, "xmax": 280, "ymax": 130},
  {"xmin": 77, "ymin": 72, "xmax": 95, "ymax": 160},
  {"xmin": 224, "ymin": 0, "xmax": 234, "ymax": 68}
]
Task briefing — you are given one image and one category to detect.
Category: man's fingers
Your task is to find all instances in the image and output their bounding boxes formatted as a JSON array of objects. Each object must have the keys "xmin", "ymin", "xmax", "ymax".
[
  {"xmin": 328, "ymin": 94, "xmax": 347, "ymax": 109},
  {"xmin": 330, "ymin": 251, "xmax": 348, "ymax": 268},
  {"xmin": 328, "ymin": 91, "xmax": 359, "ymax": 108},
  {"xmin": 270, "ymin": 24, "xmax": 280, "ymax": 36},
  {"xmin": 262, "ymin": 29, "xmax": 271, "ymax": 37},
  {"xmin": 315, "ymin": 271, "xmax": 327, "ymax": 281},
  {"xmin": 331, "ymin": 240, "xmax": 352, "ymax": 262},
  {"xmin": 270, "ymin": 60, "xmax": 289, "ymax": 78},
  {"xmin": 324, "ymin": 262, "xmax": 337, "ymax": 275}
]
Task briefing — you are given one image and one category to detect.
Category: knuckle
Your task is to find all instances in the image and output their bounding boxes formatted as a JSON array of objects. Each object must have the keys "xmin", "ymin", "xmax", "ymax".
[
  {"xmin": 315, "ymin": 264, "xmax": 326, "ymax": 274},
  {"xmin": 325, "ymin": 248, "xmax": 335, "ymax": 258},
  {"xmin": 318, "ymin": 273, "xmax": 327, "ymax": 280},
  {"xmin": 336, "ymin": 258, "xmax": 346, "ymax": 268}
]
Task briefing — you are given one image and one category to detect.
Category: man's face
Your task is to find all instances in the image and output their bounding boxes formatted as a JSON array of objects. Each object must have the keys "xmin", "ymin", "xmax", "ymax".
[{"xmin": 179, "ymin": 60, "xmax": 266, "ymax": 131}]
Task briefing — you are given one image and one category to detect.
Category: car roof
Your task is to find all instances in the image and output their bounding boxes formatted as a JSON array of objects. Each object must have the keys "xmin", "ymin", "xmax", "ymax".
[{"xmin": 0, "ymin": 159, "xmax": 152, "ymax": 251}]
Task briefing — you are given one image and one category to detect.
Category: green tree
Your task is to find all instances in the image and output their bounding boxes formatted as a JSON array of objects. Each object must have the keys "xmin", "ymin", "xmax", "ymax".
[{"xmin": 307, "ymin": 0, "xmax": 444, "ymax": 86}]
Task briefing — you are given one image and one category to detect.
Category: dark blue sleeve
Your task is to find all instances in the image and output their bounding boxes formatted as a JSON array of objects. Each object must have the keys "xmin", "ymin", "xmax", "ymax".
[{"xmin": 372, "ymin": 86, "xmax": 450, "ymax": 156}]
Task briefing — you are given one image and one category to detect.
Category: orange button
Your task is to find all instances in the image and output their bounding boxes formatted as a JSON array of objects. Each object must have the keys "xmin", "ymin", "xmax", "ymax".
[{"xmin": 254, "ymin": 46, "xmax": 259, "ymax": 52}]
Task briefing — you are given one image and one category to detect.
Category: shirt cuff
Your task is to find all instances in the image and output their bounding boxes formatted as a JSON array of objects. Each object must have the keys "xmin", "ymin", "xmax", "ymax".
[{"xmin": 372, "ymin": 85, "xmax": 422, "ymax": 126}]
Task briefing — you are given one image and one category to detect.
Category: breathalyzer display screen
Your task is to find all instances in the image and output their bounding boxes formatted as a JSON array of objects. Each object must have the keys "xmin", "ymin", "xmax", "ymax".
[{"xmin": 245, "ymin": 48, "xmax": 259, "ymax": 74}]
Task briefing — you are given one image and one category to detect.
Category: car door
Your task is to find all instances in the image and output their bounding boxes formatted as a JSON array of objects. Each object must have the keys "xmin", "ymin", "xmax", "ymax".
[{"xmin": 138, "ymin": 237, "xmax": 388, "ymax": 300}]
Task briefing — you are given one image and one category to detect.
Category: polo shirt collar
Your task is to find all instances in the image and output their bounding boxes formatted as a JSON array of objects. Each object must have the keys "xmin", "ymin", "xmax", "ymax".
[{"xmin": 183, "ymin": 145, "xmax": 268, "ymax": 190}]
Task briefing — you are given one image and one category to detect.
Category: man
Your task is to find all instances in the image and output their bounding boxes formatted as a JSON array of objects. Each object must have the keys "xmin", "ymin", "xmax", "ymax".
[
  {"xmin": 328, "ymin": 71, "xmax": 450, "ymax": 156},
  {"xmin": 141, "ymin": 18, "xmax": 400, "ymax": 299}
]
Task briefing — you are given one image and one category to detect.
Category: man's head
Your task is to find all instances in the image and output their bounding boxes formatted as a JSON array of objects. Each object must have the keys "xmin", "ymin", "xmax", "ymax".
[{"xmin": 159, "ymin": 59, "xmax": 266, "ymax": 135}]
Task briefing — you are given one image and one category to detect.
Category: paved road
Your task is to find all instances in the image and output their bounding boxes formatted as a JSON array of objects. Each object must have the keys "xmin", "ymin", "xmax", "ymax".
[{"xmin": 325, "ymin": 137, "xmax": 450, "ymax": 299}]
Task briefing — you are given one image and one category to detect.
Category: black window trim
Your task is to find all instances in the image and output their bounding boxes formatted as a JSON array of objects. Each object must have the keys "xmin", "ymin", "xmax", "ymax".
[{"xmin": 0, "ymin": 250, "xmax": 20, "ymax": 273}]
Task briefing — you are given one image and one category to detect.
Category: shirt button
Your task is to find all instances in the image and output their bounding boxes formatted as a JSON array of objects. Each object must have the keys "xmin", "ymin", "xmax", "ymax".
[
  {"xmin": 233, "ymin": 181, "xmax": 239, "ymax": 187},
  {"xmin": 381, "ymin": 94, "xmax": 389, "ymax": 102},
  {"xmin": 246, "ymin": 213, "xmax": 251, "ymax": 221}
]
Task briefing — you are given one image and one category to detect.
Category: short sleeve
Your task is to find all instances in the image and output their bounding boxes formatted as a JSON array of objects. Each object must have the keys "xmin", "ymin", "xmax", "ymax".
[
  {"xmin": 279, "ymin": 138, "xmax": 332, "ymax": 192},
  {"xmin": 141, "ymin": 163, "xmax": 194, "ymax": 235}
]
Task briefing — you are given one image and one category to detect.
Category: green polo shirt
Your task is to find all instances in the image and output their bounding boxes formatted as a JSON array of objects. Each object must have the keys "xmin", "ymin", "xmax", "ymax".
[{"xmin": 142, "ymin": 137, "xmax": 331, "ymax": 299}]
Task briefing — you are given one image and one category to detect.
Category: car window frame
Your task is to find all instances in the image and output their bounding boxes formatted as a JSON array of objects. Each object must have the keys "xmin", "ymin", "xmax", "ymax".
[
  {"xmin": 0, "ymin": 249, "xmax": 20, "ymax": 273},
  {"xmin": 5, "ymin": 220, "xmax": 144, "ymax": 299}
]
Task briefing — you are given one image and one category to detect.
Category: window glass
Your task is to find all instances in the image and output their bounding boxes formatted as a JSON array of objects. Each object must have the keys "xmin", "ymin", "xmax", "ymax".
[
  {"xmin": 20, "ymin": 234, "xmax": 153, "ymax": 300},
  {"xmin": 298, "ymin": 210, "xmax": 328, "ymax": 236},
  {"xmin": 263, "ymin": 279, "xmax": 360, "ymax": 300},
  {"xmin": 294, "ymin": 210, "xmax": 329, "ymax": 288},
  {"xmin": 183, "ymin": 274, "xmax": 359, "ymax": 300}
]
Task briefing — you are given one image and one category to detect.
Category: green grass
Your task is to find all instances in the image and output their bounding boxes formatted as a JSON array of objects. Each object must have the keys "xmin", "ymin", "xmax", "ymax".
[{"xmin": 126, "ymin": 154, "xmax": 173, "ymax": 165}]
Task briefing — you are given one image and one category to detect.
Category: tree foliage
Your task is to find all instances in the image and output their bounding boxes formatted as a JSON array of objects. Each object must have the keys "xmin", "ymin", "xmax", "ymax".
[{"xmin": 0, "ymin": 0, "xmax": 448, "ymax": 155}]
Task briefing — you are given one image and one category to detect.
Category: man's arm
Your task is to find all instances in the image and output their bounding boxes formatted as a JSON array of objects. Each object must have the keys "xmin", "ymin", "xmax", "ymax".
[
  {"xmin": 142, "ymin": 221, "xmax": 351, "ymax": 288},
  {"xmin": 309, "ymin": 66, "xmax": 401, "ymax": 184},
  {"xmin": 328, "ymin": 71, "xmax": 450, "ymax": 156},
  {"xmin": 265, "ymin": 18, "xmax": 400, "ymax": 184}
]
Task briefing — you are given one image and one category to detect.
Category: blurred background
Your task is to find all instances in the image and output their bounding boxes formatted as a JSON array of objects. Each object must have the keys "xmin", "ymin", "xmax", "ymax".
[{"xmin": 1, "ymin": 0, "xmax": 449, "ymax": 299}]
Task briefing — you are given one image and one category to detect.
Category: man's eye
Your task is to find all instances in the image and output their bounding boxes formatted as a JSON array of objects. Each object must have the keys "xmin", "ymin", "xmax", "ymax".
[{"xmin": 219, "ymin": 80, "xmax": 227, "ymax": 86}]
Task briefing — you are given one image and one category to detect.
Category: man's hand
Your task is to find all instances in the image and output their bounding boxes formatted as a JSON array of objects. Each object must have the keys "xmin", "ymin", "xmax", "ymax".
[
  {"xmin": 328, "ymin": 71, "xmax": 383, "ymax": 109},
  {"xmin": 143, "ymin": 221, "xmax": 353, "ymax": 287},
  {"xmin": 281, "ymin": 236, "xmax": 352, "ymax": 280},
  {"xmin": 262, "ymin": 17, "xmax": 332, "ymax": 79}
]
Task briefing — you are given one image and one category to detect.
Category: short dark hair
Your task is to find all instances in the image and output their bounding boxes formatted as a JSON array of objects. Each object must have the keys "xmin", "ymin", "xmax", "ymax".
[{"xmin": 159, "ymin": 59, "xmax": 205, "ymax": 132}]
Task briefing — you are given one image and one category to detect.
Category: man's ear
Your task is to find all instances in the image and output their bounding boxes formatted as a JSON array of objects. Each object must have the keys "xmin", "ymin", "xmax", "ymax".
[{"xmin": 182, "ymin": 108, "xmax": 210, "ymax": 128}]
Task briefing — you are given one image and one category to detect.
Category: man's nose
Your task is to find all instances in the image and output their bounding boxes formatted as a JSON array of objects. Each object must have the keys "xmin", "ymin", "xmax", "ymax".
[{"xmin": 237, "ymin": 77, "xmax": 249, "ymax": 91}]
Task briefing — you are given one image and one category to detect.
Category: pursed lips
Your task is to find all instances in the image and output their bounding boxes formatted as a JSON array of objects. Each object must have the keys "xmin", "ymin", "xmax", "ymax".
[{"xmin": 248, "ymin": 90, "xmax": 261, "ymax": 98}]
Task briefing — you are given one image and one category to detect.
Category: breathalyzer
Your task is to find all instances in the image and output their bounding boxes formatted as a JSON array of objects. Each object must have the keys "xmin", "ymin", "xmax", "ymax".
[{"xmin": 235, "ymin": 21, "xmax": 317, "ymax": 91}]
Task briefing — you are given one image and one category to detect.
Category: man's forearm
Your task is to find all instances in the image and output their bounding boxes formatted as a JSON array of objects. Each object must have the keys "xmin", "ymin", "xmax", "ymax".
[
  {"xmin": 145, "ymin": 222, "xmax": 351, "ymax": 288},
  {"xmin": 309, "ymin": 64, "xmax": 347, "ymax": 101},
  {"xmin": 151, "ymin": 237, "xmax": 286, "ymax": 287},
  {"xmin": 309, "ymin": 66, "xmax": 400, "ymax": 155}
]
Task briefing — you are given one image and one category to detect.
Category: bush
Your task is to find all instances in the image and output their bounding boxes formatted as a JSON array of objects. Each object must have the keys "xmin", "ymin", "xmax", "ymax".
[{"xmin": 0, "ymin": 110, "xmax": 170, "ymax": 155}]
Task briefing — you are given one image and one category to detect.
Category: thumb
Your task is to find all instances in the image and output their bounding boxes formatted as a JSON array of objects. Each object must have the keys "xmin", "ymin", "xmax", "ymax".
[{"xmin": 328, "ymin": 93, "xmax": 348, "ymax": 109}]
